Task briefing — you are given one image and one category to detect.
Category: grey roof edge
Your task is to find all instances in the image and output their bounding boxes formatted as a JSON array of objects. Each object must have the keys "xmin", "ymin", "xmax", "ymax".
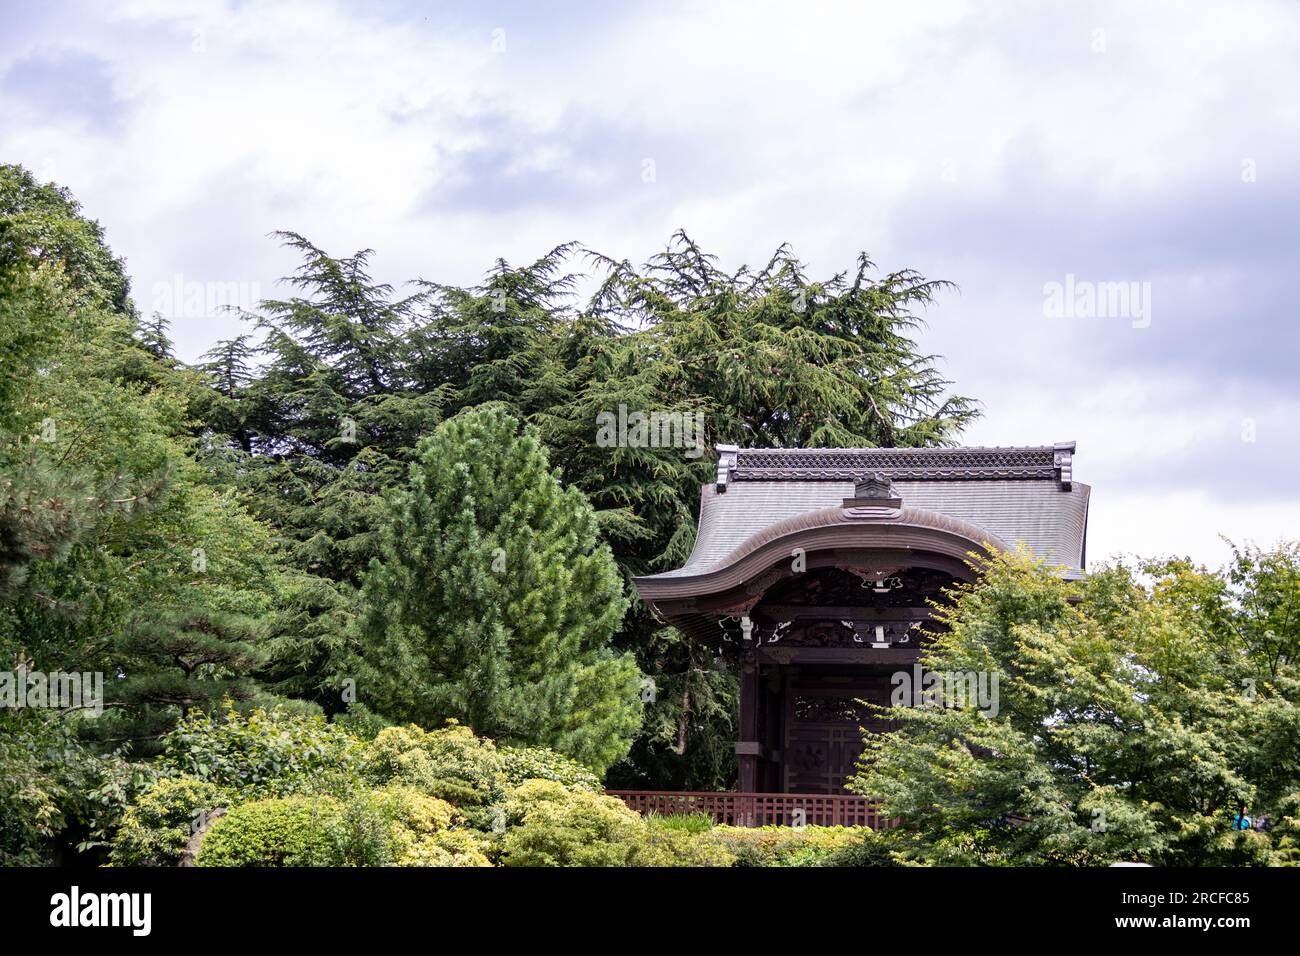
[{"xmin": 634, "ymin": 504, "xmax": 1010, "ymax": 600}]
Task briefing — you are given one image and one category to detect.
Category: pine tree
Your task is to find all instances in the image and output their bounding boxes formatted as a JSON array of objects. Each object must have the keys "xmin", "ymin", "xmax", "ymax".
[
  {"xmin": 111, "ymin": 599, "xmax": 266, "ymax": 741},
  {"xmin": 135, "ymin": 312, "xmax": 175, "ymax": 361},
  {"xmin": 355, "ymin": 405, "xmax": 642, "ymax": 772},
  {"xmin": 197, "ymin": 334, "xmax": 257, "ymax": 452}
]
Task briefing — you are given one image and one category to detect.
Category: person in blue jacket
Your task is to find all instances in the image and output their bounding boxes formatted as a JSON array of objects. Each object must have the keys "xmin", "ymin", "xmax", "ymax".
[{"xmin": 1233, "ymin": 803, "xmax": 1252, "ymax": 831}]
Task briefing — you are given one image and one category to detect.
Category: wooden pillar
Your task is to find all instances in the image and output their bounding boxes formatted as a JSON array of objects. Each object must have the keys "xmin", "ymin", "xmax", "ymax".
[
  {"xmin": 762, "ymin": 666, "xmax": 783, "ymax": 792},
  {"xmin": 736, "ymin": 657, "xmax": 759, "ymax": 793}
]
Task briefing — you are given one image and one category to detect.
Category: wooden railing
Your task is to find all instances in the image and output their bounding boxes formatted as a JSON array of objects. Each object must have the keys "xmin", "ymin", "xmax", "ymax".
[{"xmin": 607, "ymin": 790, "xmax": 896, "ymax": 829}]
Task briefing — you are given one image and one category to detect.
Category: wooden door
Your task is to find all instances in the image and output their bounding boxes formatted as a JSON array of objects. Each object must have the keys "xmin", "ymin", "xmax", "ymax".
[{"xmin": 783, "ymin": 678, "xmax": 891, "ymax": 794}]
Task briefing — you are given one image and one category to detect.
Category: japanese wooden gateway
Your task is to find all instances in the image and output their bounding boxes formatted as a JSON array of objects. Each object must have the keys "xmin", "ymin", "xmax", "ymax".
[{"xmin": 615, "ymin": 444, "xmax": 1090, "ymax": 827}]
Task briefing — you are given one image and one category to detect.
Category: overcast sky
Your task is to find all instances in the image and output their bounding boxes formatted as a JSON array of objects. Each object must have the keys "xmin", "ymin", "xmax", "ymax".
[{"xmin": 2, "ymin": 0, "xmax": 1297, "ymax": 569}]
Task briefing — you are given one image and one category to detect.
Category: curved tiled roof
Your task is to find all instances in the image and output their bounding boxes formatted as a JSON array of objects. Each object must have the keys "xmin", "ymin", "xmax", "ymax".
[
  {"xmin": 712, "ymin": 504, "xmax": 1012, "ymax": 570},
  {"xmin": 634, "ymin": 505, "xmax": 1011, "ymax": 601},
  {"xmin": 636, "ymin": 442, "xmax": 1090, "ymax": 599}
]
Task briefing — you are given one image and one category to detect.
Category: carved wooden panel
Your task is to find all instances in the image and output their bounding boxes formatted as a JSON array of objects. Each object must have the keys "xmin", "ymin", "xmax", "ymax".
[
  {"xmin": 783, "ymin": 678, "xmax": 894, "ymax": 794},
  {"xmin": 761, "ymin": 566, "xmax": 958, "ymax": 609}
]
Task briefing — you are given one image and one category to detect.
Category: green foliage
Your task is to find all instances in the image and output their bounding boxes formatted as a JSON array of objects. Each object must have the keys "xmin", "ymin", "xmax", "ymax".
[
  {"xmin": 398, "ymin": 827, "xmax": 492, "ymax": 867},
  {"xmin": 0, "ymin": 707, "xmax": 158, "ymax": 866},
  {"xmin": 356, "ymin": 405, "xmax": 641, "ymax": 772},
  {"xmin": 702, "ymin": 825, "xmax": 866, "ymax": 867},
  {"xmin": 195, "ymin": 787, "xmax": 486, "ymax": 867},
  {"xmin": 499, "ymin": 745, "xmax": 602, "ymax": 791},
  {"xmin": 499, "ymin": 780, "xmax": 648, "ymax": 867},
  {"xmin": 1227, "ymin": 539, "xmax": 1300, "ymax": 679},
  {"xmin": 644, "ymin": 811, "xmax": 714, "ymax": 833},
  {"xmin": 196, "ymin": 795, "xmax": 344, "ymax": 867},
  {"xmin": 0, "ymin": 253, "xmax": 152, "ymax": 603},
  {"xmin": 322, "ymin": 787, "xmax": 462, "ymax": 867},
  {"xmin": 0, "ymin": 163, "xmax": 132, "ymax": 315},
  {"xmin": 850, "ymin": 547, "xmax": 1300, "ymax": 866},
  {"xmin": 1, "ymin": 164, "xmax": 309, "ymax": 759},
  {"xmin": 497, "ymin": 779, "xmax": 735, "ymax": 867},
  {"xmin": 161, "ymin": 705, "xmax": 364, "ymax": 799},
  {"xmin": 330, "ymin": 702, "xmax": 390, "ymax": 741},
  {"xmin": 107, "ymin": 776, "xmax": 226, "ymax": 866},
  {"xmin": 361, "ymin": 722, "xmax": 504, "ymax": 807},
  {"xmin": 632, "ymin": 826, "xmax": 738, "ymax": 867},
  {"xmin": 0, "ymin": 711, "xmax": 88, "ymax": 865},
  {"xmin": 360, "ymin": 787, "xmax": 490, "ymax": 867}
]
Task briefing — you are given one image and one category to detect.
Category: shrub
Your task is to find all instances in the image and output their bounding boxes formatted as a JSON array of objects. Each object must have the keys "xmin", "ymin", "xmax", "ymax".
[
  {"xmin": 645, "ymin": 811, "xmax": 714, "ymax": 834},
  {"xmin": 0, "ymin": 710, "xmax": 126, "ymax": 865},
  {"xmin": 398, "ymin": 828, "xmax": 493, "ymax": 867},
  {"xmin": 634, "ymin": 827, "xmax": 736, "ymax": 867},
  {"xmin": 331, "ymin": 703, "xmax": 390, "ymax": 741},
  {"xmin": 824, "ymin": 829, "xmax": 903, "ymax": 867},
  {"xmin": 162, "ymin": 705, "xmax": 364, "ymax": 799},
  {"xmin": 195, "ymin": 787, "xmax": 489, "ymax": 867},
  {"xmin": 704, "ymin": 825, "xmax": 866, "ymax": 867},
  {"xmin": 316, "ymin": 786, "xmax": 464, "ymax": 866},
  {"xmin": 499, "ymin": 780, "xmax": 645, "ymax": 867},
  {"xmin": 361, "ymin": 722, "xmax": 504, "ymax": 806},
  {"xmin": 108, "ymin": 776, "xmax": 226, "ymax": 866},
  {"xmin": 497, "ymin": 780, "xmax": 732, "ymax": 867},
  {"xmin": 196, "ymin": 795, "xmax": 344, "ymax": 866},
  {"xmin": 499, "ymin": 746, "xmax": 601, "ymax": 791}
]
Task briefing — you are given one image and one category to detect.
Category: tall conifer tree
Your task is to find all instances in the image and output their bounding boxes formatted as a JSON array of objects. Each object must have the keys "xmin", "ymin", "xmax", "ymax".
[{"xmin": 355, "ymin": 405, "xmax": 641, "ymax": 772}]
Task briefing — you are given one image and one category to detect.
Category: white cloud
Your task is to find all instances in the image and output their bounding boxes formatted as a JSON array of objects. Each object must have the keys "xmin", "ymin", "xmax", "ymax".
[{"xmin": 1, "ymin": 0, "xmax": 1296, "ymax": 567}]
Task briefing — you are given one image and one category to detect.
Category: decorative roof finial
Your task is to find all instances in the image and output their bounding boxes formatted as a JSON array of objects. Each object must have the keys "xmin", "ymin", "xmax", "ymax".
[
  {"xmin": 714, "ymin": 444, "xmax": 740, "ymax": 492},
  {"xmin": 1053, "ymin": 441, "xmax": 1075, "ymax": 491},
  {"xmin": 854, "ymin": 472, "xmax": 894, "ymax": 499}
]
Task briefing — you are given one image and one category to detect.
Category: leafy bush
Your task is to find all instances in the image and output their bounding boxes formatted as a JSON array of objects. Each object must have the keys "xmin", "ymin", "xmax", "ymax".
[
  {"xmin": 633, "ymin": 827, "xmax": 736, "ymax": 866},
  {"xmin": 108, "ymin": 777, "xmax": 226, "ymax": 866},
  {"xmin": 398, "ymin": 828, "xmax": 492, "ymax": 867},
  {"xmin": 823, "ymin": 829, "xmax": 900, "ymax": 867},
  {"xmin": 80, "ymin": 752, "xmax": 161, "ymax": 857},
  {"xmin": 0, "ymin": 712, "xmax": 89, "ymax": 865},
  {"xmin": 162, "ymin": 705, "xmax": 364, "ymax": 799},
  {"xmin": 497, "ymin": 780, "xmax": 732, "ymax": 867},
  {"xmin": 645, "ymin": 811, "xmax": 714, "ymax": 833},
  {"xmin": 0, "ymin": 710, "xmax": 153, "ymax": 865},
  {"xmin": 704, "ymin": 826, "xmax": 866, "ymax": 867},
  {"xmin": 331, "ymin": 703, "xmax": 390, "ymax": 741},
  {"xmin": 500, "ymin": 780, "xmax": 645, "ymax": 866},
  {"xmin": 500, "ymin": 746, "xmax": 601, "ymax": 791},
  {"xmin": 342, "ymin": 786, "xmax": 462, "ymax": 865},
  {"xmin": 196, "ymin": 795, "xmax": 344, "ymax": 866},
  {"xmin": 361, "ymin": 722, "xmax": 504, "ymax": 806},
  {"xmin": 850, "ymin": 549, "xmax": 1300, "ymax": 866},
  {"xmin": 194, "ymin": 786, "xmax": 488, "ymax": 867}
]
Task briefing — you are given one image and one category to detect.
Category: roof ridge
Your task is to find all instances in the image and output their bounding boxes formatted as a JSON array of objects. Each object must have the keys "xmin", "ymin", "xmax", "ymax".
[
  {"xmin": 716, "ymin": 442, "xmax": 1076, "ymax": 490},
  {"xmin": 735, "ymin": 444, "xmax": 1058, "ymax": 453}
]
